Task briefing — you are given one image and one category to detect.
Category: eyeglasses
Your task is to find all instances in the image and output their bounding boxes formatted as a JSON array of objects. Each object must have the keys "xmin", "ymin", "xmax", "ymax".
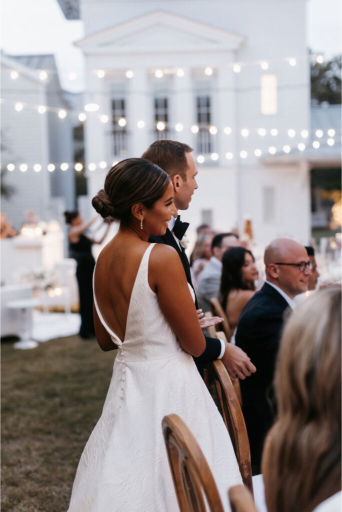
[{"xmin": 275, "ymin": 261, "xmax": 313, "ymax": 272}]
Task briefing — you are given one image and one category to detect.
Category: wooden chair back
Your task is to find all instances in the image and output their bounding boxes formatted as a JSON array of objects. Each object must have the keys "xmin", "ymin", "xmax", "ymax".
[
  {"xmin": 210, "ymin": 359, "xmax": 253, "ymax": 494},
  {"xmin": 215, "ymin": 331, "xmax": 242, "ymax": 407},
  {"xmin": 210, "ymin": 298, "xmax": 232, "ymax": 342},
  {"xmin": 228, "ymin": 485, "xmax": 258, "ymax": 512},
  {"xmin": 162, "ymin": 414, "xmax": 225, "ymax": 512}
]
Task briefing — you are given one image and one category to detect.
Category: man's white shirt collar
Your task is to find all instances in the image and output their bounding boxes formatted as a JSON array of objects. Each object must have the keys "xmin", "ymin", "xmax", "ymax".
[
  {"xmin": 168, "ymin": 215, "xmax": 180, "ymax": 248},
  {"xmin": 265, "ymin": 281, "xmax": 297, "ymax": 310}
]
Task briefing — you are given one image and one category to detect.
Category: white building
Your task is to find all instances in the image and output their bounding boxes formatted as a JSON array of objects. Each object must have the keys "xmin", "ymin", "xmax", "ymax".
[{"xmin": 65, "ymin": 0, "xmax": 337, "ymax": 245}]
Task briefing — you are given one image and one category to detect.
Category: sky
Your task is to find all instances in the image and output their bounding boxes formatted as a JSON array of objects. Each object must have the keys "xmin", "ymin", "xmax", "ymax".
[{"xmin": 1, "ymin": 0, "xmax": 341, "ymax": 93}]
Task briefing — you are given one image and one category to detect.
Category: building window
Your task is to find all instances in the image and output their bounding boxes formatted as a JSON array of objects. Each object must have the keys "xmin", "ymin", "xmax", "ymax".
[
  {"xmin": 154, "ymin": 97, "xmax": 169, "ymax": 139},
  {"xmin": 261, "ymin": 75, "xmax": 277, "ymax": 115},
  {"xmin": 201, "ymin": 209, "xmax": 213, "ymax": 227},
  {"xmin": 112, "ymin": 99, "xmax": 127, "ymax": 156},
  {"xmin": 196, "ymin": 96, "xmax": 212, "ymax": 154},
  {"xmin": 263, "ymin": 187, "xmax": 275, "ymax": 222}
]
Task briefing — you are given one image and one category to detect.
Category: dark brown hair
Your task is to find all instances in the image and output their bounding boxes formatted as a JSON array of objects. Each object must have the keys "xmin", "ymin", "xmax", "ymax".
[
  {"xmin": 262, "ymin": 286, "xmax": 341, "ymax": 512},
  {"xmin": 92, "ymin": 158, "xmax": 170, "ymax": 223},
  {"xmin": 64, "ymin": 210, "xmax": 79, "ymax": 224},
  {"xmin": 142, "ymin": 140, "xmax": 193, "ymax": 181},
  {"xmin": 219, "ymin": 247, "xmax": 256, "ymax": 310}
]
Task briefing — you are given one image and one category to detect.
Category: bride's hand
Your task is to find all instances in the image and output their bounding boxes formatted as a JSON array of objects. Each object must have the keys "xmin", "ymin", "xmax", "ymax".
[{"xmin": 197, "ymin": 309, "xmax": 223, "ymax": 330}]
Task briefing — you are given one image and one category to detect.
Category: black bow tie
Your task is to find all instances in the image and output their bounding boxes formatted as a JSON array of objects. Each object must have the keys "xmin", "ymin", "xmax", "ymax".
[{"xmin": 172, "ymin": 215, "xmax": 189, "ymax": 241}]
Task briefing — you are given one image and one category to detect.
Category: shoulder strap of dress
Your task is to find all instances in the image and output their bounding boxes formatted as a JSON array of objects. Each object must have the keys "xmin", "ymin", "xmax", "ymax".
[{"xmin": 93, "ymin": 270, "xmax": 123, "ymax": 345}]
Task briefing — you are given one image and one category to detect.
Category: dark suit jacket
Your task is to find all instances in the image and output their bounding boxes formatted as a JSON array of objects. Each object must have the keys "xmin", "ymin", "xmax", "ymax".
[
  {"xmin": 149, "ymin": 229, "xmax": 222, "ymax": 372},
  {"xmin": 235, "ymin": 282, "xmax": 290, "ymax": 471}
]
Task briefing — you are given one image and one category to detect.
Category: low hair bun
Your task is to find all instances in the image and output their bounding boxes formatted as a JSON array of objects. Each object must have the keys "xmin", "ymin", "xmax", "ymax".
[{"xmin": 92, "ymin": 189, "xmax": 115, "ymax": 219}]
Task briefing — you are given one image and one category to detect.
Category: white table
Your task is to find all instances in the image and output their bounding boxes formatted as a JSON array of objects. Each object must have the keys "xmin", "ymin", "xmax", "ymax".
[{"xmin": 6, "ymin": 298, "xmax": 41, "ymax": 349}]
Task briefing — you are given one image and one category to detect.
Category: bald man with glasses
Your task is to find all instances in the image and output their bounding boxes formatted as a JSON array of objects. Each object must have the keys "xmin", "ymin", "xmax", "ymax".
[{"xmin": 235, "ymin": 237, "xmax": 312, "ymax": 473}]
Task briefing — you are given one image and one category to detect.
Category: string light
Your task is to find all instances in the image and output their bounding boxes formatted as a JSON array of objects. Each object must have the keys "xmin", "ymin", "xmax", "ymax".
[
  {"xmin": 175, "ymin": 123, "xmax": 183, "ymax": 132},
  {"xmin": 156, "ymin": 121, "xmax": 165, "ymax": 131},
  {"xmin": 224, "ymin": 127, "xmax": 232, "ymax": 135},
  {"xmin": 226, "ymin": 152, "xmax": 233, "ymax": 160},
  {"xmin": 289, "ymin": 58, "xmax": 297, "ymax": 66},
  {"xmin": 176, "ymin": 69, "xmax": 184, "ymax": 77},
  {"xmin": 258, "ymin": 128, "xmax": 266, "ymax": 136},
  {"xmin": 270, "ymin": 129, "xmax": 278, "ymax": 136},
  {"xmin": 38, "ymin": 106, "xmax": 46, "ymax": 114},
  {"xmin": 15, "ymin": 103, "xmax": 23, "ymax": 112},
  {"xmin": 33, "ymin": 164, "xmax": 41, "ymax": 172},
  {"xmin": 254, "ymin": 149, "xmax": 262, "ymax": 157},
  {"xmin": 78, "ymin": 113, "xmax": 86, "ymax": 122},
  {"xmin": 327, "ymin": 138, "xmax": 335, "ymax": 146},
  {"xmin": 97, "ymin": 70, "xmax": 105, "ymax": 78},
  {"xmin": 315, "ymin": 129, "xmax": 323, "ymax": 138},
  {"xmin": 20, "ymin": 164, "xmax": 28, "ymax": 172},
  {"xmin": 10, "ymin": 71, "xmax": 19, "ymax": 80},
  {"xmin": 7, "ymin": 164, "xmax": 15, "ymax": 171},
  {"xmin": 205, "ymin": 67, "xmax": 213, "ymax": 76},
  {"xmin": 283, "ymin": 145, "xmax": 291, "ymax": 153},
  {"xmin": 298, "ymin": 143, "xmax": 306, "ymax": 151},
  {"xmin": 209, "ymin": 126, "xmax": 218, "ymax": 135},
  {"xmin": 47, "ymin": 164, "xmax": 55, "ymax": 172},
  {"xmin": 240, "ymin": 151, "xmax": 247, "ymax": 159},
  {"xmin": 155, "ymin": 69, "xmax": 163, "ymax": 78},
  {"xmin": 58, "ymin": 110, "xmax": 67, "ymax": 119},
  {"xmin": 88, "ymin": 163, "xmax": 96, "ymax": 171},
  {"xmin": 197, "ymin": 155, "xmax": 205, "ymax": 163},
  {"xmin": 269, "ymin": 147, "xmax": 276, "ymax": 154},
  {"xmin": 84, "ymin": 103, "xmax": 99, "ymax": 112},
  {"xmin": 125, "ymin": 70, "xmax": 134, "ymax": 79},
  {"xmin": 39, "ymin": 71, "xmax": 48, "ymax": 81},
  {"xmin": 100, "ymin": 115, "xmax": 109, "ymax": 123},
  {"xmin": 261, "ymin": 61, "xmax": 269, "ymax": 70},
  {"xmin": 328, "ymin": 129, "xmax": 335, "ymax": 137},
  {"xmin": 301, "ymin": 130, "xmax": 309, "ymax": 138},
  {"xmin": 99, "ymin": 161, "xmax": 107, "ymax": 169},
  {"xmin": 287, "ymin": 129, "xmax": 296, "ymax": 138},
  {"xmin": 137, "ymin": 120, "xmax": 145, "ymax": 128},
  {"xmin": 233, "ymin": 64, "xmax": 241, "ymax": 73},
  {"xmin": 61, "ymin": 163, "xmax": 69, "ymax": 171},
  {"xmin": 191, "ymin": 125, "xmax": 199, "ymax": 134},
  {"xmin": 112, "ymin": 161, "xmax": 118, "ymax": 166},
  {"xmin": 75, "ymin": 163, "xmax": 83, "ymax": 171},
  {"xmin": 313, "ymin": 141, "xmax": 320, "ymax": 149},
  {"xmin": 316, "ymin": 55, "xmax": 324, "ymax": 64},
  {"xmin": 241, "ymin": 129, "xmax": 249, "ymax": 137},
  {"xmin": 211, "ymin": 153, "xmax": 219, "ymax": 161},
  {"xmin": 118, "ymin": 118, "xmax": 127, "ymax": 127}
]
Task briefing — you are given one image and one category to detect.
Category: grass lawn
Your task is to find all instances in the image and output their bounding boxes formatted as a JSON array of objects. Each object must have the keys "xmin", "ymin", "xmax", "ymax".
[{"xmin": 1, "ymin": 335, "xmax": 116, "ymax": 512}]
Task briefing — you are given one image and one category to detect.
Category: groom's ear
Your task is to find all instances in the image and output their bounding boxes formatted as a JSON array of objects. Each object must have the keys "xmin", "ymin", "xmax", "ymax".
[
  {"xmin": 131, "ymin": 203, "xmax": 144, "ymax": 220},
  {"xmin": 170, "ymin": 174, "xmax": 183, "ymax": 192}
]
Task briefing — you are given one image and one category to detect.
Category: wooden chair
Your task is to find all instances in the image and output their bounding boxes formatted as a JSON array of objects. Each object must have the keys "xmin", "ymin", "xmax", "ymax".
[
  {"xmin": 210, "ymin": 359, "xmax": 253, "ymax": 494},
  {"xmin": 215, "ymin": 331, "xmax": 242, "ymax": 407},
  {"xmin": 228, "ymin": 485, "xmax": 258, "ymax": 512},
  {"xmin": 210, "ymin": 298, "xmax": 232, "ymax": 343},
  {"xmin": 162, "ymin": 413, "xmax": 225, "ymax": 512}
]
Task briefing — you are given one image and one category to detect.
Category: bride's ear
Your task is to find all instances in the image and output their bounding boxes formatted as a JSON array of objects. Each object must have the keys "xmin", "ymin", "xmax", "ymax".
[{"xmin": 131, "ymin": 203, "xmax": 144, "ymax": 221}]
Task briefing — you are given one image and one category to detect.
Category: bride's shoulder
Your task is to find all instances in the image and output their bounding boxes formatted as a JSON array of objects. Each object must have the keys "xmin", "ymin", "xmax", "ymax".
[{"xmin": 150, "ymin": 243, "xmax": 179, "ymax": 265}]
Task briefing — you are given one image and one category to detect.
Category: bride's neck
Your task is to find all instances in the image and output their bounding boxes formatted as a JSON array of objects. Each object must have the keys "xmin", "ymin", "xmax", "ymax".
[{"xmin": 119, "ymin": 223, "xmax": 149, "ymax": 242}]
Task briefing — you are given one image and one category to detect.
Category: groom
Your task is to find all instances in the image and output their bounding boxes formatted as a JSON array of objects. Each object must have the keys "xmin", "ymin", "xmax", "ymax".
[{"xmin": 142, "ymin": 140, "xmax": 256, "ymax": 380}]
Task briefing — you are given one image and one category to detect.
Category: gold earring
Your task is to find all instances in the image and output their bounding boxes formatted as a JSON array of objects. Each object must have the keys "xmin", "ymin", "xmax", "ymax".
[{"xmin": 140, "ymin": 218, "xmax": 143, "ymax": 230}]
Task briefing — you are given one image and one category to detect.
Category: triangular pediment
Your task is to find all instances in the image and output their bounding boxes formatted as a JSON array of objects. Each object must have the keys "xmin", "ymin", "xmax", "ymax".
[{"xmin": 75, "ymin": 11, "xmax": 244, "ymax": 54}]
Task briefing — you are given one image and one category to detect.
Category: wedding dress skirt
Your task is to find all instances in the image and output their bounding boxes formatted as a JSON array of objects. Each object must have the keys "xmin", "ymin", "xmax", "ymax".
[{"xmin": 67, "ymin": 244, "xmax": 242, "ymax": 512}]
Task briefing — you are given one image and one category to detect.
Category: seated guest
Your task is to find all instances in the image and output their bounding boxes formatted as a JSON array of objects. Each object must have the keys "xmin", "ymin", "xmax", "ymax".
[
  {"xmin": 262, "ymin": 286, "xmax": 341, "ymax": 512},
  {"xmin": 190, "ymin": 234, "xmax": 213, "ymax": 285},
  {"xmin": 219, "ymin": 247, "xmax": 258, "ymax": 331},
  {"xmin": 189, "ymin": 224, "xmax": 214, "ymax": 266},
  {"xmin": 235, "ymin": 237, "xmax": 312, "ymax": 473},
  {"xmin": 305, "ymin": 245, "xmax": 320, "ymax": 290},
  {"xmin": 196, "ymin": 233, "xmax": 240, "ymax": 312},
  {"xmin": 0, "ymin": 212, "xmax": 16, "ymax": 238}
]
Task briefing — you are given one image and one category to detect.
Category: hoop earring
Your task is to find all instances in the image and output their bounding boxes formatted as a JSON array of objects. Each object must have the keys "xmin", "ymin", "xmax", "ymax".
[{"xmin": 140, "ymin": 218, "xmax": 144, "ymax": 230}]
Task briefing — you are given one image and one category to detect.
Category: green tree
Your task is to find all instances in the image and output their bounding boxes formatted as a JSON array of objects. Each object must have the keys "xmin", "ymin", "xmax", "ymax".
[{"xmin": 311, "ymin": 55, "xmax": 341, "ymax": 105}]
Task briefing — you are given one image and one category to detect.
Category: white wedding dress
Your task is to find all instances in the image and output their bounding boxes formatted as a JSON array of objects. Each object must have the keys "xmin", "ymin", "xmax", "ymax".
[{"xmin": 67, "ymin": 244, "xmax": 242, "ymax": 512}]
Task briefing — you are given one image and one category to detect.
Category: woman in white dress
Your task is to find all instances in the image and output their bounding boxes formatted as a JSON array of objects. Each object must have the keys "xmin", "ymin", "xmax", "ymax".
[{"xmin": 67, "ymin": 158, "xmax": 242, "ymax": 512}]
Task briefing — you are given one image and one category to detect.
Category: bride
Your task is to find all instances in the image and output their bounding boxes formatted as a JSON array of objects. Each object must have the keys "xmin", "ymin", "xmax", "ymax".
[{"xmin": 67, "ymin": 158, "xmax": 242, "ymax": 512}]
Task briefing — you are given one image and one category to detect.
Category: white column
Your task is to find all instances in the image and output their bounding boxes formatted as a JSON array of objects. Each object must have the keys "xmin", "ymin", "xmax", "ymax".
[
  {"xmin": 173, "ymin": 67, "xmax": 194, "ymax": 146},
  {"xmin": 127, "ymin": 69, "xmax": 150, "ymax": 157},
  {"xmin": 84, "ymin": 69, "xmax": 107, "ymax": 167}
]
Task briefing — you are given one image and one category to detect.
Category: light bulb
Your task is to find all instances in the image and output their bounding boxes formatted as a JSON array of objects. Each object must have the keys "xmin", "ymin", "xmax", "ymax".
[
  {"xmin": 241, "ymin": 129, "xmax": 249, "ymax": 137},
  {"xmin": 328, "ymin": 129, "xmax": 335, "ymax": 137},
  {"xmin": 155, "ymin": 69, "xmax": 163, "ymax": 78},
  {"xmin": 240, "ymin": 151, "xmax": 247, "ymax": 159},
  {"xmin": 78, "ymin": 113, "xmax": 86, "ymax": 122},
  {"xmin": 301, "ymin": 130, "xmax": 309, "ymax": 138},
  {"xmin": 39, "ymin": 71, "xmax": 48, "ymax": 80},
  {"xmin": 156, "ymin": 121, "xmax": 165, "ymax": 131},
  {"xmin": 10, "ymin": 71, "xmax": 19, "ymax": 80},
  {"xmin": 88, "ymin": 163, "xmax": 96, "ymax": 171},
  {"xmin": 209, "ymin": 126, "xmax": 218, "ymax": 135},
  {"xmin": 118, "ymin": 118, "xmax": 127, "ymax": 127},
  {"xmin": 175, "ymin": 123, "xmax": 183, "ymax": 132},
  {"xmin": 191, "ymin": 125, "xmax": 199, "ymax": 134},
  {"xmin": 287, "ymin": 129, "xmax": 296, "ymax": 138},
  {"xmin": 38, "ymin": 106, "xmax": 46, "ymax": 114},
  {"xmin": 211, "ymin": 153, "xmax": 219, "ymax": 161},
  {"xmin": 97, "ymin": 70, "xmax": 105, "ymax": 78},
  {"xmin": 327, "ymin": 138, "xmax": 335, "ymax": 146},
  {"xmin": 100, "ymin": 115, "xmax": 109, "ymax": 123},
  {"xmin": 224, "ymin": 127, "xmax": 232, "ymax": 135},
  {"xmin": 315, "ymin": 129, "xmax": 323, "ymax": 138},
  {"xmin": 298, "ymin": 143, "xmax": 306, "ymax": 151},
  {"xmin": 233, "ymin": 64, "xmax": 241, "ymax": 73},
  {"xmin": 176, "ymin": 69, "xmax": 184, "ymax": 77},
  {"xmin": 75, "ymin": 163, "xmax": 83, "ymax": 171},
  {"xmin": 137, "ymin": 120, "xmax": 145, "ymax": 129},
  {"xmin": 316, "ymin": 55, "xmax": 324, "ymax": 64},
  {"xmin": 270, "ymin": 129, "xmax": 278, "ymax": 136},
  {"xmin": 125, "ymin": 70, "xmax": 134, "ymax": 79},
  {"xmin": 47, "ymin": 164, "xmax": 55, "ymax": 172},
  {"xmin": 283, "ymin": 145, "xmax": 291, "ymax": 153},
  {"xmin": 226, "ymin": 152, "xmax": 233, "ymax": 160},
  {"xmin": 58, "ymin": 110, "xmax": 67, "ymax": 119},
  {"xmin": 289, "ymin": 58, "xmax": 296, "ymax": 66},
  {"xmin": 15, "ymin": 103, "xmax": 23, "ymax": 112},
  {"xmin": 312, "ymin": 141, "xmax": 320, "ymax": 149},
  {"xmin": 84, "ymin": 103, "xmax": 99, "ymax": 112},
  {"xmin": 205, "ymin": 67, "xmax": 213, "ymax": 76},
  {"xmin": 7, "ymin": 164, "xmax": 15, "ymax": 171},
  {"xmin": 197, "ymin": 155, "xmax": 205, "ymax": 163},
  {"xmin": 34, "ymin": 164, "xmax": 42, "ymax": 172},
  {"xmin": 261, "ymin": 61, "xmax": 269, "ymax": 70},
  {"xmin": 258, "ymin": 128, "xmax": 266, "ymax": 136},
  {"xmin": 269, "ymin": 147, "xmax": 276, "ymax": 154},
  {"xmin": 112, "ymin": 161, "xmax": 118, "ymax": 166},
  {"xmin": 99, "ymin": 161, "xmax": 107, "ymax": 169},
  {"xmin": 61, "ymin": 163, "xmax": 69, "ymax": 171},
  {"xmin": 20, "ymin": 164, "xmax": 28, "ymax": 172},
  {"xmin": 254, "ymin": 149, "xmax": 262, "ymax": 157}
]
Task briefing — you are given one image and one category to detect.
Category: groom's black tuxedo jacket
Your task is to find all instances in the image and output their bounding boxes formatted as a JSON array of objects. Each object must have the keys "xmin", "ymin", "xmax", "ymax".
[
  {"xmin": 149, "ymin": 229, "xmax": 222, "ymax": 374},
  {"xmin": 235, "ymin": 282, "xmax": 290, "ymax": 470}
]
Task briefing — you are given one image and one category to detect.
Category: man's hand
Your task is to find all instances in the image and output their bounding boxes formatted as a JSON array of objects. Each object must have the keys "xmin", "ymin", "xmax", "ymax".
[{"xmin": 221, "ymin": 342, "xmax": 256, "ymax": 380}]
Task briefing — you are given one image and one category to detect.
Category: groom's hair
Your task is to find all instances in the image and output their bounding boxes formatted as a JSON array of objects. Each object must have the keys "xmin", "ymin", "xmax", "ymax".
[{"xmin": 142, "ymin": 140, "xmax": 193, "ymax": 181}]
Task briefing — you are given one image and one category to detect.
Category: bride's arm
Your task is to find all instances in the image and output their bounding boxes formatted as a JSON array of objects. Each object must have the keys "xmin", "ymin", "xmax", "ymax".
[{"xmin": 149, "ymin": 245, "xmax": 206, "ymax": 357}]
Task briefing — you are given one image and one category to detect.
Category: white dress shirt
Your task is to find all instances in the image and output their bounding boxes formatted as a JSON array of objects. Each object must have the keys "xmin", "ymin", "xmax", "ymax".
[{"xmin": 265, "ymin": 281, "xmax": 297, "ymax": 310}]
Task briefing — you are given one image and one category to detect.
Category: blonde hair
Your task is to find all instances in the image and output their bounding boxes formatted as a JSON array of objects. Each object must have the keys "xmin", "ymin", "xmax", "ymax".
[{"xmin": 262, "ymin": 286, "xmax": 341, "ymax": 512}]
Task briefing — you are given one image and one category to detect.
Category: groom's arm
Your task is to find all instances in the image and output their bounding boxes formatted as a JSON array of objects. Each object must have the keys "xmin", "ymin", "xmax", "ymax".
[{"xmin": 193, "ymin": 335, "xmax": 222, "ymax": 364}]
